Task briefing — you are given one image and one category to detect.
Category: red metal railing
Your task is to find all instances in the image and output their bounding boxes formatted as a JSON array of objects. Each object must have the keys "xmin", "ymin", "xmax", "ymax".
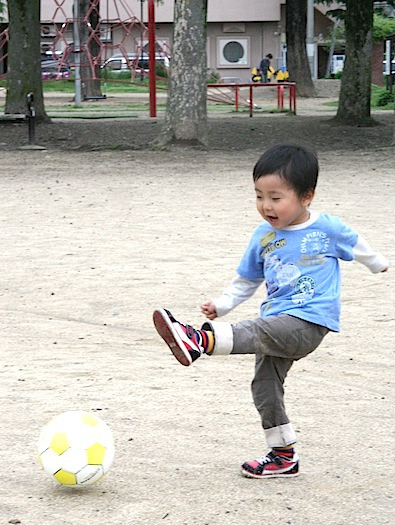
[{"xmin": 207, "ymin": 82, "xmax": 297, "ymax": 116}]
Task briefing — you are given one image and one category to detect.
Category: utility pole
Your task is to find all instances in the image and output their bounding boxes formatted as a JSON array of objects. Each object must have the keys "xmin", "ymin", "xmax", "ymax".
[
  {"xmin": 306, "ymin": 0, "xmax": 316, "ymax": 80},
  {"xmin": 73, "ymin": 0, "xmax": 82, "ymax": 106}
]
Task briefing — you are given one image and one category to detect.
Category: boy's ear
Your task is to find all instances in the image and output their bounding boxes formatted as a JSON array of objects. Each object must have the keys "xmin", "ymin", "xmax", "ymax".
[{"xmin": 303, "ymin": 188, "xmax": 315, "ymax": 206}]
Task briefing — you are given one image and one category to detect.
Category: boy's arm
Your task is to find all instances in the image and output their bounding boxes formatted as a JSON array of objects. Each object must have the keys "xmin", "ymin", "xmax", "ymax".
[
  {"xmin": 213, "ymin": 274, "xmax": 264, "ymax": 317},
  {"xmin": 353, "ymin": 235, "xmax": 389, "ymax": 273}
]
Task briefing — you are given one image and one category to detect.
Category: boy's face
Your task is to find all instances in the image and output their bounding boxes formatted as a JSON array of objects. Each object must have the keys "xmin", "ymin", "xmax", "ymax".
[{"xmin": 254, "ymin": 173, "xmax": 314, "ymax": 230}]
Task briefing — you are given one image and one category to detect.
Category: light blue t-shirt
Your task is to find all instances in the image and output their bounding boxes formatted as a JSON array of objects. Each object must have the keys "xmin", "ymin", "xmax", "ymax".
[{"xmin": 237, "ymin": 213, "xmax": 358, "ymax": 332}]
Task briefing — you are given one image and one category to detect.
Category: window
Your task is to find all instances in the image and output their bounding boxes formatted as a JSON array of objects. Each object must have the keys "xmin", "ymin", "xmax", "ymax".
[{"xmin": 217, "ymin": 37, "xmax": 250, "ymax": 68}]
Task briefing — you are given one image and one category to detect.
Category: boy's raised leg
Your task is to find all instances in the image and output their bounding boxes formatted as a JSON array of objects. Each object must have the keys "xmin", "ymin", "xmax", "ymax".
[{"xmin": 153, "ymin": 309, "xmax": 213, "ymax": 366}]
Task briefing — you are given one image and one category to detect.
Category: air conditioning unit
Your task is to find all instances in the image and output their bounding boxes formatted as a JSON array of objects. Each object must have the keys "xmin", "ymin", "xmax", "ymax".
[{"xmin": 217, "ymin": 37, "xmax": 249, "ymax": 68}]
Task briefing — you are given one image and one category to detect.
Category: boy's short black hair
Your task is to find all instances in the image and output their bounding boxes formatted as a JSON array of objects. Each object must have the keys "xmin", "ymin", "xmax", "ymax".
[{"xmin": 253, "ymin": 143, "xmax": 319, "ymax": 198}]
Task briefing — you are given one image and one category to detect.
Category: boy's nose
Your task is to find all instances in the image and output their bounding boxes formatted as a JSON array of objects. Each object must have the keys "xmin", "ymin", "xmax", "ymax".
[{"xmin": 263, "ymin": 201, "xmax": 272, "ymax": 212}]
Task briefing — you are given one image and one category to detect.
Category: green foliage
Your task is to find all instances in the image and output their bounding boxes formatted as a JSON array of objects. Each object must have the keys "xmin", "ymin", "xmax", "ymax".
[
  {"xmin": 376, "ymin": 90, "xmax": 394, "ymax": 107},
  {"xmin": 101, "ymin": 69, "xmax": 135, "ymax": 81},
  {"xmin": 371, "ymin": 85, "xmax": 394, "ymax": 108},
  {"xmin": 322, "ymin": 85, "xmax": 394, "ymax": 111},
  {"xmin": 325, "ymin": 24, "xmax": 346, "ymax": 51},
  {"xmin": 207, "ymin": 70, "xmax": 220, "ymax": 84},
  {"xmin": 40, "ymin": 78, "xmax": 168, "ymax": 94},
  {"xmin": 155, "ymin": 62, "xmax": 168, "ymax": 78},
  {"xmin": 373, "ymin": 13, "xmax": 395, "ymax": 42},
  {"xmin": 100, "ymin": 65, "xmax": 168, "ymax": 81}
]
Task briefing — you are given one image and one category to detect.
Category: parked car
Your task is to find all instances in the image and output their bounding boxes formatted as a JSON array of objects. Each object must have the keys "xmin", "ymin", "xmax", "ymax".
[
  {"xmin": 41, "ymin": 59, "xmax": 70, "ymax": 80},
  {"xmin": 101, "ymin": 53, "xmax": 169, "ymax": 75}
]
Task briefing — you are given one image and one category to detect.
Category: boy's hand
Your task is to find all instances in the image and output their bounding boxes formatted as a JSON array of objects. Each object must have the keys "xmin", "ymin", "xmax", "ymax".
[{"xmin": 201, "ymin": 301, "xmax": 218, "ymax": 320}]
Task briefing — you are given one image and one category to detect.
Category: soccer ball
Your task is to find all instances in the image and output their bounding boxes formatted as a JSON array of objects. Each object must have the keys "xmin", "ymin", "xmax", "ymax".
[{"xmin": 37, "ymin": 410, "xmax": 115, "ymax": 487}]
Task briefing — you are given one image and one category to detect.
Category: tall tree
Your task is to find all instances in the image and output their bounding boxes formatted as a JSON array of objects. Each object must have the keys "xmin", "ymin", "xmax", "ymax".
[
  {"xmin": 79, "ymin": 0, "xmax": 102, "ymax": 99},
  {"xmin": 5, "ymin": 0, "xmax": 49, "ymax": 121},
  {"xmin": 286, "ymin": 0, "xmax": 316, "ymax": 97},
  {"xmin": 162, "ymin": 0, "xmax": 208, "ymax": 145},
  {"xmin": 335, "ymin": 0, "xmax": 375, "ymax": 125},
  {"xmin": 318, "ymin": 0, "xmax": 395, "ymax": 127}
]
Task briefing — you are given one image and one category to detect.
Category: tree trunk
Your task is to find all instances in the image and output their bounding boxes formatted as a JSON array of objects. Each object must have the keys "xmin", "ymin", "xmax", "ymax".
[
  {"xmin": 286, "ymin": 0, "xmax": 316, "ymax": 97},
  {"xmin": 79, "ymin": 0, "xmax": 102, "ymax": 99},
  {"xmin": 335, "ymin": 0, "xmax": 374, "ymax": 126},
  {"xmin": 5, "ymin": 0, "xmax": 49, "ymax": 121},
  {"xmin": 163, "ymin": 0, "xmax": 208, "ymax": 145}
]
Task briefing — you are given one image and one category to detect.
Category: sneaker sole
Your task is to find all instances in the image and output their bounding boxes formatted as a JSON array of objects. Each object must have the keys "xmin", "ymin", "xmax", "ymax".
[
  {"xmin": 240, "ymin": 465, "xmax": 299, "ymax": 479},
  {"xmin": 153, "ymin": 309, "xmax": 192, "ymax": 367}
]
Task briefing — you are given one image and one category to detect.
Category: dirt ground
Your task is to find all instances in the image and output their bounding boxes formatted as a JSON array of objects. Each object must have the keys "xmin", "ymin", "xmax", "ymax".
[{"xmin": 0, "ymin": 88, "xmax": 394, "ymax": 525}]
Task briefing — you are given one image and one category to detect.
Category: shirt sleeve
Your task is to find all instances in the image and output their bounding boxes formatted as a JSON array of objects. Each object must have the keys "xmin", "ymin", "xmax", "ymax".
[
  {"xmin": 333, "ymin": 217, "xmax": 359, "ymax": 261},
  {"xmin": 237, "ymin": 227, "xmax": 265, "ymax": 280},
  {"xmin": 353, "ymin": 235, "xmax": 389, "ymax": 273},
  {"xmin": 213, "ymin": 274, "xmax": 263, "ymax": 317}
]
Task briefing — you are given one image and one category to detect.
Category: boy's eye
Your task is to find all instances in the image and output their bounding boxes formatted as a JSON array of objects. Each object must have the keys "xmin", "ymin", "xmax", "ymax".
[{"xmin": 272, "ymin": 197, "xmax": 281, "ymax": 201}]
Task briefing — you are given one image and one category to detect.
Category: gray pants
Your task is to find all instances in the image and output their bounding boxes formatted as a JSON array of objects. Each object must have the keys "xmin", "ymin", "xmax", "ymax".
[{"xmin": 202, "ymin": 315, "xmax": 328, "ymax": 448}]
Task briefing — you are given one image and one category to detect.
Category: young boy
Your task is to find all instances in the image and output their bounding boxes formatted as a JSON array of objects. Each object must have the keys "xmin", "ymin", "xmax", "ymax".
[{"xmin": 153, "ymin": 144, "xmax": 389, "ymax": 479}]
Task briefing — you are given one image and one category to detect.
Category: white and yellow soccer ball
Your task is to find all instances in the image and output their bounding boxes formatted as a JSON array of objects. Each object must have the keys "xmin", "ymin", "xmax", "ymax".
[{"xmin": 37, "ymin": 410, "xmax": 115, "ymax": 487}]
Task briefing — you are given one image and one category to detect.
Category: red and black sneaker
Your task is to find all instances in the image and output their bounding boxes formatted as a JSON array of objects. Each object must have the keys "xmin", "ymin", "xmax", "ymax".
[
  {"xmin": 153, "ymin": 309, "xmax": 205, "ymax": 366},
  {"xmin": 241, "ymin": 450, "xmax": 299, "ymax": 479}
]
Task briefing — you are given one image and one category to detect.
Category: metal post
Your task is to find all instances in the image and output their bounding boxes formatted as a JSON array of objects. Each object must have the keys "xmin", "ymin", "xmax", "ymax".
[
  {"xmin": 18, "ymin": 92, "xmax": 45, "ymax": 150},
  {"xmin": 291, "ymin": 84, "xmax": 297, "ymax": 114},
  {"xmin": 27, "ymin": 92, "xmax": 35, "ymax": 145},
  {"xmin": 278, "ymin": 85, "xmax": 284, "ymax": 110},
  {"xmin": 148, "ymin": 0, "xmax": 157, "ymax": 117},
  {"xmin": 249, "ymin": 85, "xmax": 253, "ymax": 117},
  {"xmin": 73, "ymin": 0, "xmax": 82, "ymax": 106}
]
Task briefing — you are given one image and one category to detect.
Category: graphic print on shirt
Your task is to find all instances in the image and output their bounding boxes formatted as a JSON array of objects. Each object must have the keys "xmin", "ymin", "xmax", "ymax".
[
  {"xmin": 297, "ymin": 231, "xmax": 330, "ymax": 267},
  {"xmin": 291, "ymin": 231, "xmax": 330, "ymax": 305},
  {"xmin": 292, "ymin": 275, "xmax": 315, "ymax": 306},
  {"xmin": 264, "ymin": 252, "xmax": 301, "ymax": 296},
  {"xmin": 260, "ymin": 231, "xmax": 287, "ymax": 257}
]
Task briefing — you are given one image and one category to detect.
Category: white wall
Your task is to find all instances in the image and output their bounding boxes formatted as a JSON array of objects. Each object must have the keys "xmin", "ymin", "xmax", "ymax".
[{"xmin": 40, "ymin": 0, "xmax": 282, "ymax": 23}]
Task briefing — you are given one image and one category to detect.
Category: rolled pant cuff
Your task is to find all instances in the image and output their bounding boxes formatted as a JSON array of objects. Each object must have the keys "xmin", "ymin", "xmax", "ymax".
[
  {"xmin": 201, "ymin": 321, "xmax": 233, "ymax": 355},
  {"xmin": 264, "ymin": 423, "xmax": 297, "ymax": 448}
]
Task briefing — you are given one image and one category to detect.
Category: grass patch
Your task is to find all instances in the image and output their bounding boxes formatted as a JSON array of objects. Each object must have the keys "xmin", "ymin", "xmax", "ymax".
[
  {"xmin": 323, "ymin": 85, "xmax": 394, "ymax": 111},
  {"xmin": 41, "ymin": 78, "xmax": 168, "ymax": 94}
]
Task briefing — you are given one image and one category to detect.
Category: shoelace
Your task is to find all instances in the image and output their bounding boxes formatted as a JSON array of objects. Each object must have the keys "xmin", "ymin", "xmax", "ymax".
[{"xmin": 256, "ymin": 451, "xmax": 282, "ymax": 466}]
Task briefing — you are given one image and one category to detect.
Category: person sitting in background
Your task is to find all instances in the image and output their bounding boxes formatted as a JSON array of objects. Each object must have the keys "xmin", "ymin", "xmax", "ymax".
[{"xmin": 259, "ymin": 53, "xmax": 273, "ymax": 82}]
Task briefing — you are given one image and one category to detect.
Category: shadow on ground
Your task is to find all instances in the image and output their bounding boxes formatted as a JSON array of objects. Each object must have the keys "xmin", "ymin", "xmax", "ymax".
[{"xmin": 0, "ymin": 113, "xmax": 393, "ymax": 152}]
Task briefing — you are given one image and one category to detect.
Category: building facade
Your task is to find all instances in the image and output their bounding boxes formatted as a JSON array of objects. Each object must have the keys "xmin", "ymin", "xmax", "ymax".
[{"xmin": 1, "ymin": 1, "xmax": 338, "ymax": 81}]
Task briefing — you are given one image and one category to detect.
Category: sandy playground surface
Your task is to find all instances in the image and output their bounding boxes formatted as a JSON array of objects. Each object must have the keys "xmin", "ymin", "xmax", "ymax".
[{"xmin": 0, "ymin": 96, "xmax": 394, "ymax": 525}]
